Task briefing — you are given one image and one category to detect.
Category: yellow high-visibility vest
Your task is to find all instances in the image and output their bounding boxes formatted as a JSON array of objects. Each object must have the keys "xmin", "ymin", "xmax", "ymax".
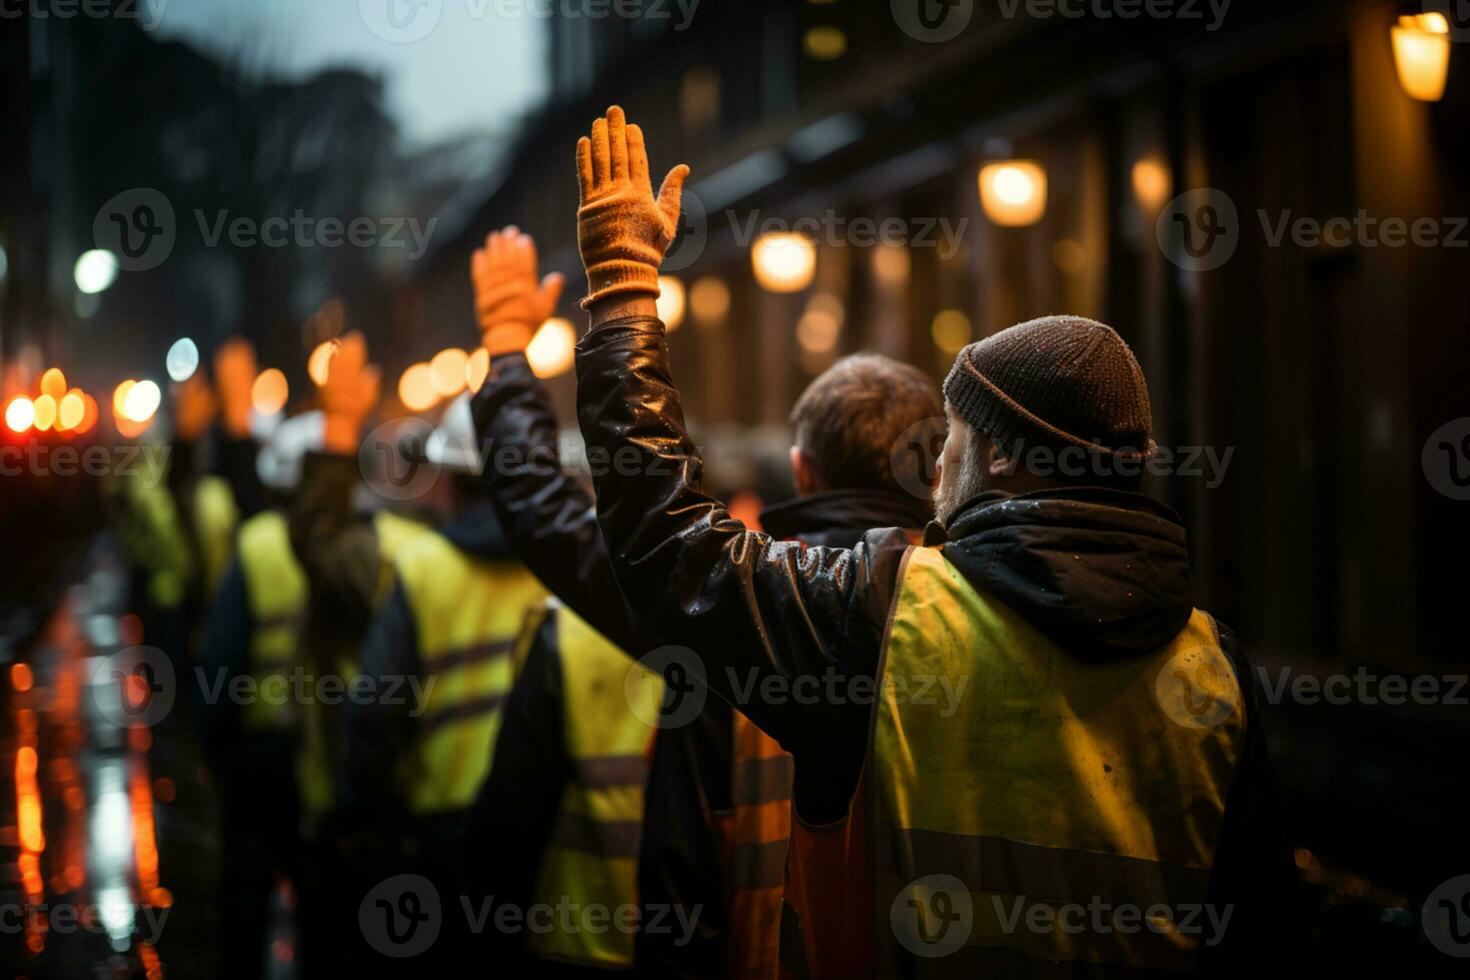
[
  {"xmin": 527, "ymin": 608, "xmax": 662, "ymax": 970},
  {"xmin": 395, "ymin": 528, "xmax": 547, "ymax": 814},
  {"xmin": 870, "ymin": 545, "xmax": 1245, "ymax": 974},
  {"xmin": 296, "ymin": 509, "xmax": 431, "ymax": 821},
  {"xmin": 192, "ymin": 475, "xmax": 240, "ymax": 599},
  {"xmin": 236, "ymin": 510, "xmax": 307, "ymax": 734}
]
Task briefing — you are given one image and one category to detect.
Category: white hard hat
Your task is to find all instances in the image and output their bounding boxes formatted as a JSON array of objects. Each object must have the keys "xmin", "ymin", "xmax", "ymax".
[
  {"xmin": 256, "ymin": 410, "xmax": 325, "ymax": 491},
  {"xmin": 424, "ymin": 393, "xmax": 483, "ymax": 474}
]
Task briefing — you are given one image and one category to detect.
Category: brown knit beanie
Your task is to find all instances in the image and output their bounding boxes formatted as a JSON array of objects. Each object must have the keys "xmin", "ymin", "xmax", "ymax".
[{"xmin": 943, "ymin": 315, "xmax": 1155, "ymax": 462}]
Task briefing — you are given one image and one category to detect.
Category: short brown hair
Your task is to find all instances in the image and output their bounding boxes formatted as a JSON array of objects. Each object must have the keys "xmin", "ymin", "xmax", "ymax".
[{"xmin": 789, "ymin": 353, "xmax": 942, "ymax": 496}]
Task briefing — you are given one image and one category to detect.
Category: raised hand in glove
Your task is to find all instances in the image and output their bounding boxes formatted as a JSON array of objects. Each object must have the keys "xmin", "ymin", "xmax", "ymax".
[
  {"xmin": 320, "ymin": 331, "xmax": 380, "ymax": 454},
  {"xmin": 214, "ymin": 337, "xmax": 257, "ymax": 438},
  {"xmin": 471, "ymin": 225, "xmax": 564, "ymax": 356},
  {"xmin": 575, "ymin": 105, "xmax": 690, "ymax": 310}
]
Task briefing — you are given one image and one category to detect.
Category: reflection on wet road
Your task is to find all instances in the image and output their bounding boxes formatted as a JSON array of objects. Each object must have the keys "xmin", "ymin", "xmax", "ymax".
[{"xmin": 2, "ymin": 542, "xmax": 233, "ymax": 978}]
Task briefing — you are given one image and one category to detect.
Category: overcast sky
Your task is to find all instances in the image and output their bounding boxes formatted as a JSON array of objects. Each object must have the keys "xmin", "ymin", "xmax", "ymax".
[{"xmin": 150, "ymin": 0, "xmax": 549, "ymax": 146}]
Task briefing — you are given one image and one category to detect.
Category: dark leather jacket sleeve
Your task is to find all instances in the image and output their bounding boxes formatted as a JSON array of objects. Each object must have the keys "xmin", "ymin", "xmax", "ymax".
[
  {"xmin": 470, "ymin": 352, "xmax": 654, "ymax": 656},
  {"xmin": 573, "ymin": 316, "xmax": 910, "ymax": 763}
]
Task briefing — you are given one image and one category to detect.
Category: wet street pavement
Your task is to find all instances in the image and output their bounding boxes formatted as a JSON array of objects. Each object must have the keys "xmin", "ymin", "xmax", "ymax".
[{"xmin": 2, "ymin": 538, "xmax": 294, "ymax": 979}]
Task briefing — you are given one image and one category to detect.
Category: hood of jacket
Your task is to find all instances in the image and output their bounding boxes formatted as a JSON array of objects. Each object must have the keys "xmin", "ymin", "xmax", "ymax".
[
  {"xmin": 938, "ymin": 487, "xmax": 1195, "ymax": 662},
  {"xmin": 760, "ymin": 487, "xmax": 932, "ymax": 549}
]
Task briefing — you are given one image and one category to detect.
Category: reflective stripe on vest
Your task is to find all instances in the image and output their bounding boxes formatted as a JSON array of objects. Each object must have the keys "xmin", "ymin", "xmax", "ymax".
[
  {"xmin": 298, "ymin": 509, "xmax": 431, "ymax": 820},
  {"xmin": 727, "ymin": 711, "xmax": 793, "ymax": 980},
  {"xmin": 236, "ymin": 510, "xmax": 307, "ymax": 734},
  {"xmin": 192, "ymin": 475, "xmax": 240, "ymax": 599},
  {"xmin": 870, "ymin": 546, "xmax": 1245, "ymax": 975},
  {"xmin": 395, "ymin": 528, "xmax": 547, "ymax": 814},
  {"xmin": 527, "ymin": 608, "xmax": 661, "ymax": 969}
]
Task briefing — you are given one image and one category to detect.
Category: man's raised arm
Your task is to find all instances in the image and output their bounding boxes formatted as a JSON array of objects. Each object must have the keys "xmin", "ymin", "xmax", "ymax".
[{"xmin": 570, "ymin": 106, "xmax": 910, "ymax": 756}]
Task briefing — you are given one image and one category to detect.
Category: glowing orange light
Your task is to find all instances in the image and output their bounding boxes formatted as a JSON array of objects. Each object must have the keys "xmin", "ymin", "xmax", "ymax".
[
  {"xmin": 40, "ymin": 367, "xmax": 67, "ymax": 400},
  {"xmin": 656, "ymin": 276, "xmax": 686, "ymax": 331},
  {"xmin": 429, "ymin": 348, "xmax": 469, "ymax": 397},
  {"xmin": 16, "ymin": 746, "xmax": 45, "ymax": 854},
  {"xmin": 465, "ymin": 347, "xmax": 490, "ymax": 393},
  {"xmin": 307, "ymin": 340, "xmax": 338, "ymax": 387},
  {"xmin": 131, "ymin": 765, "xmax": 159, "ymax": 894},
  {"xmin": 252, "ymin": 368, "xmax": 289, "ymax": 416},
  {"xmin": 113, "ymin": 380, "xmax": 137, "ymax": 418},
  {"xmin": 1131, "ymin": 157, "xmax": 1171, "ymax": 211},
  {"xmin": 751, "ymin": 233, "xmax": 817, "ymax": 293},
  {"xmin": 58, "ymin": 389, "xmax": 86, "ymax": 431},
  {"xmin": 398, "ymin": 363, "xmax": 438, "ymax": 412},
  {"xmin": 979, "ymin": 160, "xmax": 1048, "ymax": 227},
  {"xmin": 1392, "ymin": 14, "xmax": 1451, "ymax": 102},
  {"xmin": 5, "ymin": 396, "xmax": 35, "ymax": 433},
  {"xmin": 32, "ymin": 394, "xmax": 56, "ymax": 431},
  {"xmin": 11, "ymin": 663, "xmax": 33, "ymax": 692},
  {"xmin": 77, "ymin": 393, "xmax": 100, "ymax": 434},
  {"xmin": 526, "ymin": 318, "xmax": 577, "ymax": 379}
]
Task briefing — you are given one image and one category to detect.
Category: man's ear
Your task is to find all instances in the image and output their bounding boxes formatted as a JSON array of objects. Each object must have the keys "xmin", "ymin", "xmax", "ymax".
[
  {"xmin": 986, "ymin": 441, "xmax": 1015, "ymax": 478},
  {"xmin": 790, "ymin": 445, "xmax": 816, "ymax": 497}
]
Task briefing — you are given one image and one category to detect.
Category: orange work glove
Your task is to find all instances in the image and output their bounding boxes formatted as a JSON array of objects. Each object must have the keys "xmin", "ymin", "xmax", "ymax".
[
  {"xmin": 214, "ymin": 337, "xmax": 257, "ymax": 438},
  {"xmin": 172, "ymin": 373, "xmax": 218, "ymax": 442},
  {"xmin": 471, "ymin": 226, "xmax": 564, "ymax": 356},
  {"xmin": 575, "ymin": 105, "xmax": 690, "ymax": 309},
  {"xmin": 320, "ymin": 331, "xmax": 380, "ymax": 454}
]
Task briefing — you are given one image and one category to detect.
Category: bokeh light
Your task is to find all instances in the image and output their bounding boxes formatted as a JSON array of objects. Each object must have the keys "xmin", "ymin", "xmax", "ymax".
[
  {"xmin": 123, "ymin": 380, "xmax": 162, "ymax": 423},
  {"xmin": 308, "ymin": 340, "xmax": 338, "ymax": 387},
  {"xmin": 5, "ymin": 396, "xmax": 35, "ymax": 433},
  {"xmin": 752, "ymin": 233, "xmax": 817, "ymax": 293},
  {"xmin": 251, "ymin": 369, "xmax": 288, "ymax": 417},
  {"xmin": 398, "ymin": 362, "xmax": 438, "ymax": 412},
  {"xmin": 430, "ymin": 348, "xmax": 469, "ymax": 397},
  {"xmin": 657, "ymin": 276, "xmax": 686, "ymax": 332},
  {"xmin": 465, "ymin": 347, "xmax": 490, "ymax": 393},
  {"xmin": 979, "ymin": 161, "xmax": 1047, "ymax": 227},
  {"xmin": 73, "ymin": 249, "xmax": 119, "ymax": 294},
  {"xmin": 32, "ymin": 394, "xmax": 57, "ymax": 431},
  {"xmin": 526, "ymin": 318, "xmax": 577, "ymax": 379},
  {"xmin": 166, "ymin": 338, "xmax": 200, "ymax": 383},
  {"xmin": 690, "ymin": 277, "xmax": 730, "ymax": 326}
]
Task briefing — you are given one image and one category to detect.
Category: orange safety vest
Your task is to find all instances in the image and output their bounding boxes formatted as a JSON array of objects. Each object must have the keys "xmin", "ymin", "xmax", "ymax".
[{"xmin": 726, "ymin": 711, "xmax": 794, "ymax": 979}]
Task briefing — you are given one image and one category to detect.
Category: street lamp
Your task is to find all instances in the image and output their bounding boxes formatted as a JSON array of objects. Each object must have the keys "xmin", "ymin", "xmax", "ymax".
[
  {"xmin": 74, "ymin": 249, "xmax": 119, "ymax": 295},
  {"xmin": 1392, "ymin": 13, "xmax": 1451, "ymax": 102},
  {"xmin": 979, "ymin": 161, "xmax": 1048, "ymax": 227}
]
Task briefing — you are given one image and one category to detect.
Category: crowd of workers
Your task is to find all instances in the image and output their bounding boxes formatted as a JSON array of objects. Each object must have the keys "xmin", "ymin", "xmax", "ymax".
[{"xmin": 102, "ymin": 106, "xmax": 1296, "ymax": 977}]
